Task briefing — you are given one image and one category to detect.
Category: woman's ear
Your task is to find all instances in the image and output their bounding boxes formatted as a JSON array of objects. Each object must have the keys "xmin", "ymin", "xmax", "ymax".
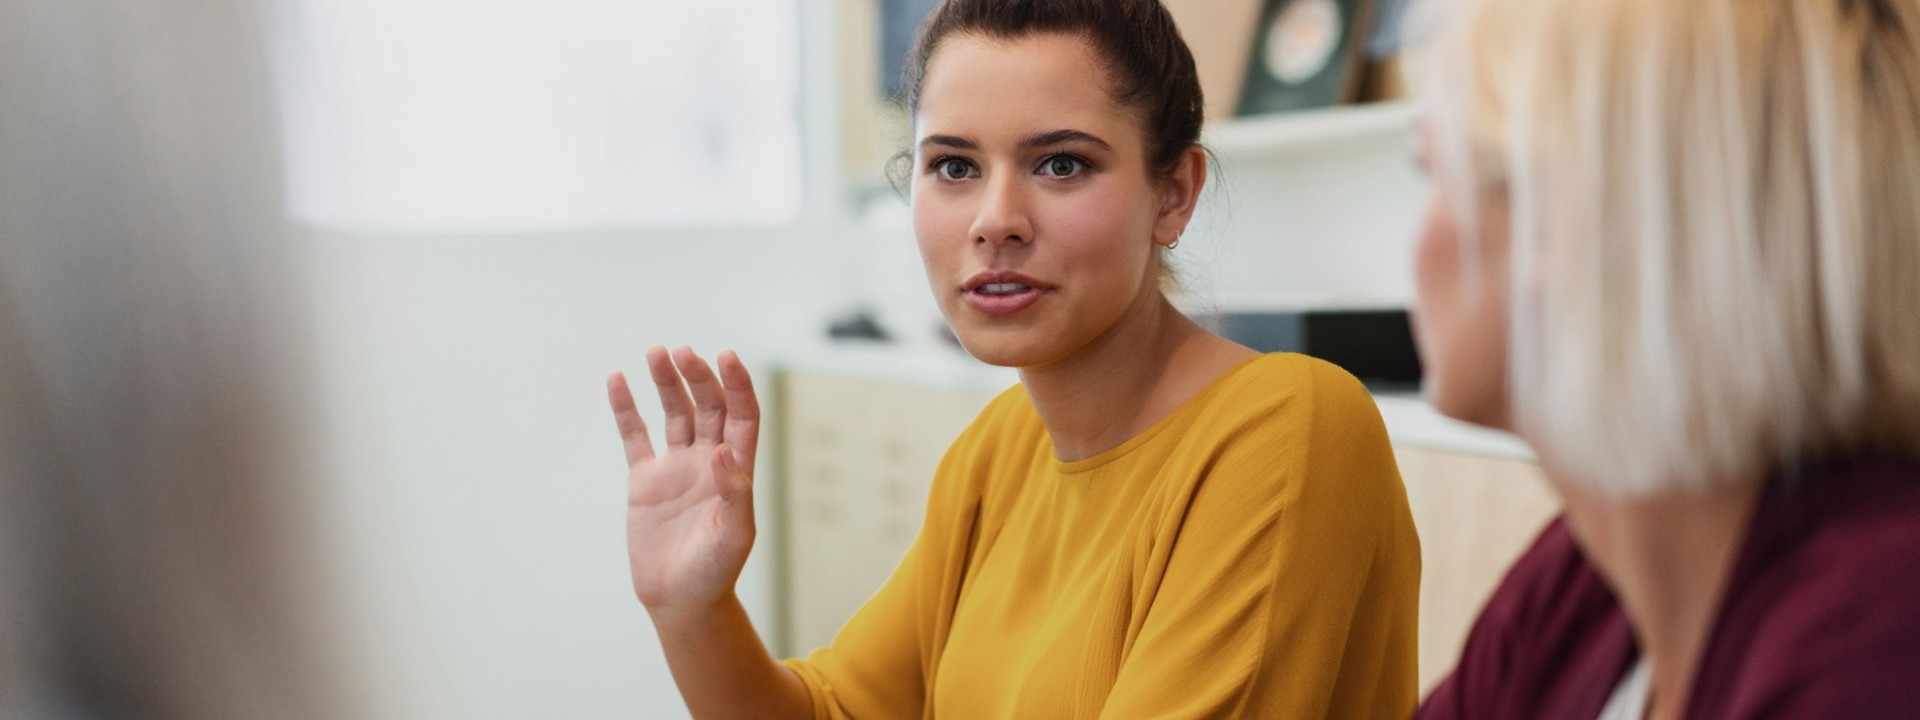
[{"xmin": 1154, "ymin": 146, "xmax": 1208, "ymax": 247}]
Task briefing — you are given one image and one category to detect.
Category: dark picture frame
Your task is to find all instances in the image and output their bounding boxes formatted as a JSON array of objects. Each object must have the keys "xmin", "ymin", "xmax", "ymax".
[{"xmin": 1235, "ymin": 0, "xmax": 1379, "ymax": 115}]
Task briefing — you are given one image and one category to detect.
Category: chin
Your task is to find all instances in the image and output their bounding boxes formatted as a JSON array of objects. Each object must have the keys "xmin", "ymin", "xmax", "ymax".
[
  {"xmin": 1425, "ymin": 374, "xmax": 1513, "ymax": 431},
  {"xmin": 949, "ymin": 322, "xmax": 1062, "ymax": 368}
]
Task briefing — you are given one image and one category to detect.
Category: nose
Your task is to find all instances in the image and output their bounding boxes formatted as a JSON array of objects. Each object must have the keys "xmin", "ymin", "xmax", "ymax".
[{"xmin": 967, "ymin": 172, "xmax": 1033, "ymax": 248}]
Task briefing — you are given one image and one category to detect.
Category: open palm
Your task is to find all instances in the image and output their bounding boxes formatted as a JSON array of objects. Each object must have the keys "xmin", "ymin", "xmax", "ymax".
[{"xmin": 607, "ymin": 346, "xmax": 761, "ymax": 610}]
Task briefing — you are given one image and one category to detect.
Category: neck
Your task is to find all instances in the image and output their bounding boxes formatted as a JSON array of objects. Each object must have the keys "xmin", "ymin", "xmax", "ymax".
[
  {"xmin": 1018, "ymin": 293, "xmax": 1250, "ymax": 462},
  {"xmin": 1554, "ymin": 474, "xmax": 1764, "ymax": 720}
]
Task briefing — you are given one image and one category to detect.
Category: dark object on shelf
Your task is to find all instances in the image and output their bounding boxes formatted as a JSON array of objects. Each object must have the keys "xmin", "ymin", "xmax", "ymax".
[
  {"xmin": 1206, "ymin": 307, "xmax": 1422, "ymax": 390},
  {"xmin": 1236, "ymin": 0, "xmax": 1379, "ymax": 115},
  {"xmin": 827, "ymin": 309, "xmax": 892, "ymax": 342},
  {"xmin": 1357, "ymin": 55, "xmax": 1407, "ymax": 103}
]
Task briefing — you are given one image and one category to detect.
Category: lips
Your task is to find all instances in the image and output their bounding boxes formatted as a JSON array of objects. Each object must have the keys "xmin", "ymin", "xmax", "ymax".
[{"xmin": 962, "ymin": 270, "xmax": 1051, "ymax": 317}]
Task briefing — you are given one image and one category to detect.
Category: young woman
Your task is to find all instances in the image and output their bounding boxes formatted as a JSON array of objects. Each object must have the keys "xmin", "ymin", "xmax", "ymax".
[
  {"xmin": 1409, "ymin": 0, "xmax": 1920, "ymax": 717},
  {"xmin": 607, "ymin": 1, "xmax": 1420, "ymax": 716}
]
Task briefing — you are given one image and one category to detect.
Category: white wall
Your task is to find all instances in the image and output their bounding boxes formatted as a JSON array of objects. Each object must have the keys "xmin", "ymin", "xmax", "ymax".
[
  {"xmin": 1188, "ymin": 137, "xmax": 1428, "ymax": 306},
  {"xmin": 294, "ymin": 1, "xmax": 863, "ymax": 714},
  {"xmin": 303, "ymin": 225, "xmax": 849, "ymax": 719}
]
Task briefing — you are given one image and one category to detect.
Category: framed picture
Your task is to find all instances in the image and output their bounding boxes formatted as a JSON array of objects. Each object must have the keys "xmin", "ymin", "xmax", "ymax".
[{"xmin": 1235, "ymin": 0, "xmax": 1378, "ymax": 115}]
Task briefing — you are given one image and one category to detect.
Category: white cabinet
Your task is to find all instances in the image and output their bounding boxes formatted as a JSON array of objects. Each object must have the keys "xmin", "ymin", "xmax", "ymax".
[{"xmin": 775, "ymin": 371, "xmax": 999, "ymax": 656}]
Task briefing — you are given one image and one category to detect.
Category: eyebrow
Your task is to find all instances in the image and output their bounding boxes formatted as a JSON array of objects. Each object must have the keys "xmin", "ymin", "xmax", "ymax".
[
  {"xmin": 919, "ymin": 134, "xmax": 978, "ymax": 151},
  {"xmin": 917, "ymin": 129, "xmax": 1115, "ymax": 153},
  {"xmin": 1019, "ymin": 129, "xmax": 1113, "ymax": 151}
]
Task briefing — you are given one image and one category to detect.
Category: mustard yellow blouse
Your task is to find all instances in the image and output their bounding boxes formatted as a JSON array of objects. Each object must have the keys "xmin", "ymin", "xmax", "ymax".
[{"xmin": 784, "ymin": 353, "xmax": 1420, "ymax": 718}]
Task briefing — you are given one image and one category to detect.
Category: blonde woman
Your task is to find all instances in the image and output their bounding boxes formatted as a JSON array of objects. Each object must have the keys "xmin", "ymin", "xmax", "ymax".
[{"xmin": 1408, "ymin": 0, "xmax": 1920, "ymax": 717}]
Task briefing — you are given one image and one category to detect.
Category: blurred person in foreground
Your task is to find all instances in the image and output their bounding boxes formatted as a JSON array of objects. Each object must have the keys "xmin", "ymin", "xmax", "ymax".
[
  {"xmin": 0, "ymin": 1, "xmax": 349, "ymax": 718},
  {"xmin": 1408, "ymin": 0, "xmax": 1920, "ymax": 717}
]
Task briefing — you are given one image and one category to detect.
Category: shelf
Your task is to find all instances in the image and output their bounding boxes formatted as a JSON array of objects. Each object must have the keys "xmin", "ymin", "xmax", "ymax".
[{"xmin": 1202, "ymin": 101, "xmax": 1417, "ymax": 160}]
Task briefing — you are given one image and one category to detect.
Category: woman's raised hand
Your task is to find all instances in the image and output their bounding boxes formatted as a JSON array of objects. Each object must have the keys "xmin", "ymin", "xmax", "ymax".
[{"xmin": 607, "ymin": 346, "xmax": 761, "ymax": 612}]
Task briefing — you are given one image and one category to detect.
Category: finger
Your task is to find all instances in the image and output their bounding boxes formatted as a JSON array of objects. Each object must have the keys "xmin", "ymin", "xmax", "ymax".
[
  {"xmin": 717, "ymin": 350, "xmax": 761, "ymax": 469},
  {"xmin": 646, "ymin": 346, "xmax": 695, "ymax": 447},
  {"xmin": 712, "ymin": 443, "xmax": 754, "ymax": 504},
  {"xmin": 605, "ymin": 371, "xmax": 655, "ymax": 465},
  {"xmin": 673, "ymin": 346, "xmax": 727, "ymax": 445},
  {"xmin": 711, "ymin": 445, "xmax": 758, "ymax": 545}
]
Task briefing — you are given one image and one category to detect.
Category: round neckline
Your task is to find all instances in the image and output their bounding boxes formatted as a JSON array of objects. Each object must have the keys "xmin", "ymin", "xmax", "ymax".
[{"xmin": 1049, "ymin": 353, "xmax": 1277, "ymax": 475}]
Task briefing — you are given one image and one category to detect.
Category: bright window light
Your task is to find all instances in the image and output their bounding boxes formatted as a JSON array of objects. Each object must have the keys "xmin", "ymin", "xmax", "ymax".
[{"xmin": 276, "ymin": 0, "xmax": 801, "ymax": 233}]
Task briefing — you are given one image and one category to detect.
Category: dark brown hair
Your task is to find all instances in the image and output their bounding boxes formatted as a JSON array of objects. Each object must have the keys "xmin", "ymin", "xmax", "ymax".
[{"xmin": 899, "ymin": 0, "xmax": 1206, "ymax": 181}]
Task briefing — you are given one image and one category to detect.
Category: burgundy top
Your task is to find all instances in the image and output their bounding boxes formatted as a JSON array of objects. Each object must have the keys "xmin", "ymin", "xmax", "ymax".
[{"xmin": 1418, "ymin": 458, "xmax": 1920, "ymax": 719}]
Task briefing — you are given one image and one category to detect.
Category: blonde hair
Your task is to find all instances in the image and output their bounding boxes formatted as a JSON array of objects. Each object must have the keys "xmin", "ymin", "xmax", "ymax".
[{"xmin": 1416, "ymin": 0, "xmax": 1920, "ymax": 495}]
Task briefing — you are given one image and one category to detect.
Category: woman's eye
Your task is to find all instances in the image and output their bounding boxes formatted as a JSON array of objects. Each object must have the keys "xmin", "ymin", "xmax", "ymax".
[
  {"xmin": 1041, "ymin": 155, "xmax": 1086, "ymax": 178},
  {"xmin": 936, "ymin": 159, "xmax": 972, "ymax": 180}
]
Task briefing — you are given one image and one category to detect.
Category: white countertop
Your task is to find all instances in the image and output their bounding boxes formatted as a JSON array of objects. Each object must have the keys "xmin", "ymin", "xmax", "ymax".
[
  {"xmin": 775, "ymin": 341, "xmax": 1535, "ymax": 461},
  {"xmin": 1370, "ymin": 393, "xmax": 1535, "ymax": 461}
]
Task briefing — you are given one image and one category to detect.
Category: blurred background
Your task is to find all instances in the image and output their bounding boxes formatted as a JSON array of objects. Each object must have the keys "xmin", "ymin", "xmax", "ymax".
[{"xmin": 4, "ymin": 0, "xmax": 1565, "ymax": 717}]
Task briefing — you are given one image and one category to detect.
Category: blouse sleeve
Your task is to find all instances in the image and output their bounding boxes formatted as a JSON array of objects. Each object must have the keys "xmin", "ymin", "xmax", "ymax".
[{"xmin": 1096, "ymin": 359, "xmax": 1423, "ymax": 719}]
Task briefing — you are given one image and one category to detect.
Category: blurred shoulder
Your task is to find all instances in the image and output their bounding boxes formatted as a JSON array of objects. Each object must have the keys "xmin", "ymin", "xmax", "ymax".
[
  {"xmin": 1420, "ymin": 517, "xmax": 1632, "ymax": 719},
  {"xmin": 1727, "ymin": 585, "xmax": 1920, "ymax": 717},
  {"xmin": 1714, "ymin": 460, "xmax": 1920, "ymax": 715}
]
